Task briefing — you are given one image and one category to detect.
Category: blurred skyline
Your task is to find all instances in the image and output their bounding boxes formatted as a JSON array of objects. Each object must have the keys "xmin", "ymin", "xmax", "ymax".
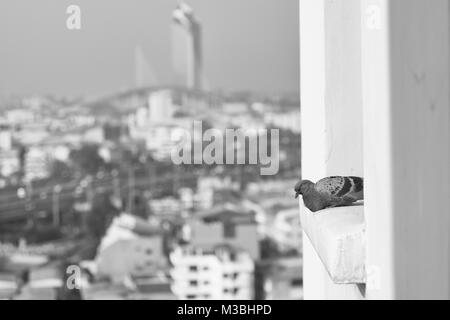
[{"xmin": 0, "ymin": 0, "xmax": 299, "ymax": 97}]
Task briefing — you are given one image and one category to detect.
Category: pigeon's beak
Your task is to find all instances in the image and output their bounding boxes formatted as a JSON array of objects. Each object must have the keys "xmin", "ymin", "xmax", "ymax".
[{"xmin": 295, "ymin": 192, "xmax": 300, "ymax": 199}]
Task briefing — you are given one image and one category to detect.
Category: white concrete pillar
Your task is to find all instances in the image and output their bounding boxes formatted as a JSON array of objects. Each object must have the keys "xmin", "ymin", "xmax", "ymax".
[
  {"xmin": 362, "ymin": 0, "xmax": 450, "ymax": 299},
  {"xmin": 300, "ymin": 0, "xmax": 364, "ymax": 299}
]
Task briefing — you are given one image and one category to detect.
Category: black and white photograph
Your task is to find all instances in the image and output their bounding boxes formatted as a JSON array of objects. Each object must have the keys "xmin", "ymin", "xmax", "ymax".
[{"xmin": 0, "ymin": 0, "xmax": 449, "ymax": 305}]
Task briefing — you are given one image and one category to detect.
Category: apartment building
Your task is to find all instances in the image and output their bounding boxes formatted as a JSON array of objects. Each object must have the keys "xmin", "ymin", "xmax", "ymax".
[
  {"xmin": 0, "ymin": 149, "xmax": 20, "ymax": 178},
  {"xmin": 189, "ymin": 203, "xmax": 260, "ymax": 260},
  {"xmin": 23, "ymin": 146, "xmax": 50, "ymax": 182},
  {"xmin": 170, "ymin": 245, "xmax": 254, "ymax": 300},
  {"xmin": 95, "ymin": 213, "xmax": 166, "ymax": 283}
]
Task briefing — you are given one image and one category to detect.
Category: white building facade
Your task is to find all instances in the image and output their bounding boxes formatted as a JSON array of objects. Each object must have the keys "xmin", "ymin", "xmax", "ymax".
[
  {"xmin": 95, "ymin": 214, "xmax": 166, "ymax": 283},
  {"xmin": 300, "ymin": 0, "xmax": 450, "ymax": 300},
  {"xmin": 170, "ymin": 246, "xmax": 254, "ymax": 300}
]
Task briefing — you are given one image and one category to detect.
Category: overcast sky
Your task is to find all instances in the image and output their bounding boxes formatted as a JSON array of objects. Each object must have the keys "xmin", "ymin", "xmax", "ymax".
[{"xmin": 0, "ymin": 0, "xmax": 299, "ymax": 97}]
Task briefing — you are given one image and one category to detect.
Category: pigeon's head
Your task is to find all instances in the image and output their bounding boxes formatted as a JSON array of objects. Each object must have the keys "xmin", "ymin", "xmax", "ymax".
[{"xmin": 294, "ymin": 180, "xmax": 314, "ymax": 198}]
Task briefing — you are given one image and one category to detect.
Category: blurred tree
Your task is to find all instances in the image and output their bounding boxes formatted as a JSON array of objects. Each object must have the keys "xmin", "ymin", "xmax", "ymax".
[
  {"xmin": 70, "ymin": 144, "xmax": 105, "ymax": 175},
  {"xmin": 132, "ymin": 192, "xmax": 148, "ymax": 219},
  {"xmin": 49, "ymin": 160, "xmax": 73, "ymax": 180},
  {"xmin": 260, "ymin": 237, "xmax": 281, "ymax": 260},
  {"xmin": 86, "ymin": 192, "xmax": 119, "ymax": 240}
]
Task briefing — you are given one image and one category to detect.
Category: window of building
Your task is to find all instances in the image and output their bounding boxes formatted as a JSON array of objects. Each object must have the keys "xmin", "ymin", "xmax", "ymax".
[
  {"xmin": 291, "ymin": 278, "xmax": 303, "ymax": 287},
  {"xmin": 186, "ymin": 294, "xmax": 196, "ymax": 299},
  {"xmin": 232, "ymin": 288, "xmax": 240, "ymax": 294},
  {"xmin": 224, "ymin": 223, "xmax": 236, "ymax": 238},
  {"xmin": 189, "ymin": 265, "xmax": 198, "ymax": 272},
  {"xmin": 145, "ymin": 248, "xmax": 153, "ymax": 255},
  {"xmin": 189, "ymin": 280, "xmax": 198, "ymax": 286}
]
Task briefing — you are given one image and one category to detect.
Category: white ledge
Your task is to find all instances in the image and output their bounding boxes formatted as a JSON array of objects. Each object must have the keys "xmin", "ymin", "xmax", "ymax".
[{"xmin": 300, "ymin": 203, "xmax": 366, "ymax": 284}]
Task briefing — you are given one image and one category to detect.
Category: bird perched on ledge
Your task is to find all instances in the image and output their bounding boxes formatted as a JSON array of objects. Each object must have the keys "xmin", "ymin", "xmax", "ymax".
[{"xmin": 294, "ymin": 176, "xmax": 364, "ymax": 213}]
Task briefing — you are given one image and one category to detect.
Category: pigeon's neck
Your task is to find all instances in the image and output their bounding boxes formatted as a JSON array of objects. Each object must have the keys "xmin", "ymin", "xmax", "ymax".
[{"xmin": 303, "ymin": 185, "xmax": 316, "ymax": 195}]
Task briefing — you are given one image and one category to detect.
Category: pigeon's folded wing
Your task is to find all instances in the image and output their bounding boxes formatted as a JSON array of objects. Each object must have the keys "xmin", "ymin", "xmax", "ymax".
[
  {"xmin": 314, "ymin": 176, "xmax": 347, "ymax": 198},
  {"xmin": 315, "ymin": 176, "xmax": 363, "ymax": 200}
]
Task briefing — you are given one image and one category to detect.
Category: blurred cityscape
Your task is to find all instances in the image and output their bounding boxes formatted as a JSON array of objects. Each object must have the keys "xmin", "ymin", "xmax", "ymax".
[{"xmin": 0, "ymin": 2, "xmax": 302, "ymax": 300}]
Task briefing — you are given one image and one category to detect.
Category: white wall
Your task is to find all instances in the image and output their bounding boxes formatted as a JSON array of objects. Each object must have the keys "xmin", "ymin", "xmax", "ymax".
[
  {"xmin": 300, "ymin": 0, "xmax": 364, "ymax": 300},
  {"xmin": 362, "ymin": 0, "xmax": 450, "ymax": 299},
  {"xmin": 190, "ymin": 221, "xmax": 260, "ymax": 260},
  {"xmin": 301, "ymin": 0, "xmax": 450, "ymax": 300},
  {"xmin": 170, "ymin": 249, "xmax": 254, "ymax": 300}
]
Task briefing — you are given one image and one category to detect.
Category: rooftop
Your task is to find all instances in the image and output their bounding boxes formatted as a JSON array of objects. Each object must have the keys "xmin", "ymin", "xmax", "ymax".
[{"xmin": 198, "ymin": 203, "xmax": 257, "ymax": 225}]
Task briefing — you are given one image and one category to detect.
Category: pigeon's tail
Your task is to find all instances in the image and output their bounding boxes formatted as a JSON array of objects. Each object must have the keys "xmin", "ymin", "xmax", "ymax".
[
  {"xmin": 348, "ymin": 176, "xmax": 364, "ymax": 200},
  {"xmin": 349, "ymin": 176, "xmax": 363, "ymax": 192}
]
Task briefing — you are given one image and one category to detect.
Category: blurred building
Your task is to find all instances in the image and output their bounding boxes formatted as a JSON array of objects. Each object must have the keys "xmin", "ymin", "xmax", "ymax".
[
  {"xmin": 5, "ymin": 109, "xmax": 34, "ymax": 125},
  {"xmin": 48, "ymin": 144, "xmax": 71, "ymax": 162},
  {"xmin": 24, "ymin": 146, "xmax": 50, "ymax": 182},
  {"xmin": 222, "ymin": 102, "xmax": 249, "ymax": 117},
  {"xmin": 128, "ymin": 273, "xmax": 176, "ymax": 300},
  {"xmin": 197, "ymin": 176, "xmax": 239, "ymax": 192},
  {"xmin": 170, "ymin": 245, "xmax": 254, "ymax": 300},
  {"xmin": 0, "ymin": 149, "xmax": 20, "ymax": 178},
  {"xmin": 148, "ymin": 90, "xmax": 174, "ymax": 123},
  {"xmin": 145, "ymin": 123, "xmax": 191, "ymax": 161},
  {"xmin": 27, "ymin": 262, "xmax": 63, "ymax": 290},
  {"xmin": 172, "ymin": 2, "xmax": 203, "ymax": 91},
  {"xmin": 0, "ymin": 126, "xmax": 12, "ymax": 150},
  {"xmin": 194, "ymin": 176, "xmax": 241, "ymax": 210},
  {"xmin": 271, "ymin": 207, "xmax": 302, "ymax": 253},
  {"xmin": 126, "ymin": 90, "xmax": 195, "ymax": 160},
  {"xmin": 0, "ymin": 273, "xmax": 18, "ymax": 300},
  {"xmin": 149, "ymin": 196, "xmax": 183, "ymax": 217},
  {"xmin": 264, "ymin": 111, "xmax": 301, "ymax": 133},
  {"xmin": 83, "ymin": 126, "xmax": 105, "ymax": 144},
  {"xmin": 255, "ymin": 257, "xmax": 303, "ymax": 300},
  {"xmin": 13, "ymin": 262, "xmax": 64, "ymax": 300},
  {"xmin": 95, "ymin": 213, "xmax": 167, "ymax": 283},
  {"xmin": 14, "ymin": 286, "xmax": 59, "ymax": 300},
  {"xmin": 81, "ymin": 273, "xmax": 176, "ymax": 300},
  {"xmin": 79, "ymin": 282, "xmax": 132, "ymax": 300},
  {"xmin": 14, "ymin": 123, "xmax": 49, "ymax": 146},
  {"xmin": 178, "ymin": 187, "xmax": 194, "ymax": 210},
  {"xmin": 189, "ymin": 203, "xmax": 260, "ymax": 260}
]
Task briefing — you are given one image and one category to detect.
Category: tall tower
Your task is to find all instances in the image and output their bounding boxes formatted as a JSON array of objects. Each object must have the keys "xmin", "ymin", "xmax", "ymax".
[{"xmin": 172, "ymin": 1, "xmax": 203, "ymax": 91}]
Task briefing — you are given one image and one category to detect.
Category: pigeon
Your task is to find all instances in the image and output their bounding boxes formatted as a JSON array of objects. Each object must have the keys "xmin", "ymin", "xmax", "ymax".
[{"xmin": 294, "ymin": 176, "xmax": 363, "ymax": 212}]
